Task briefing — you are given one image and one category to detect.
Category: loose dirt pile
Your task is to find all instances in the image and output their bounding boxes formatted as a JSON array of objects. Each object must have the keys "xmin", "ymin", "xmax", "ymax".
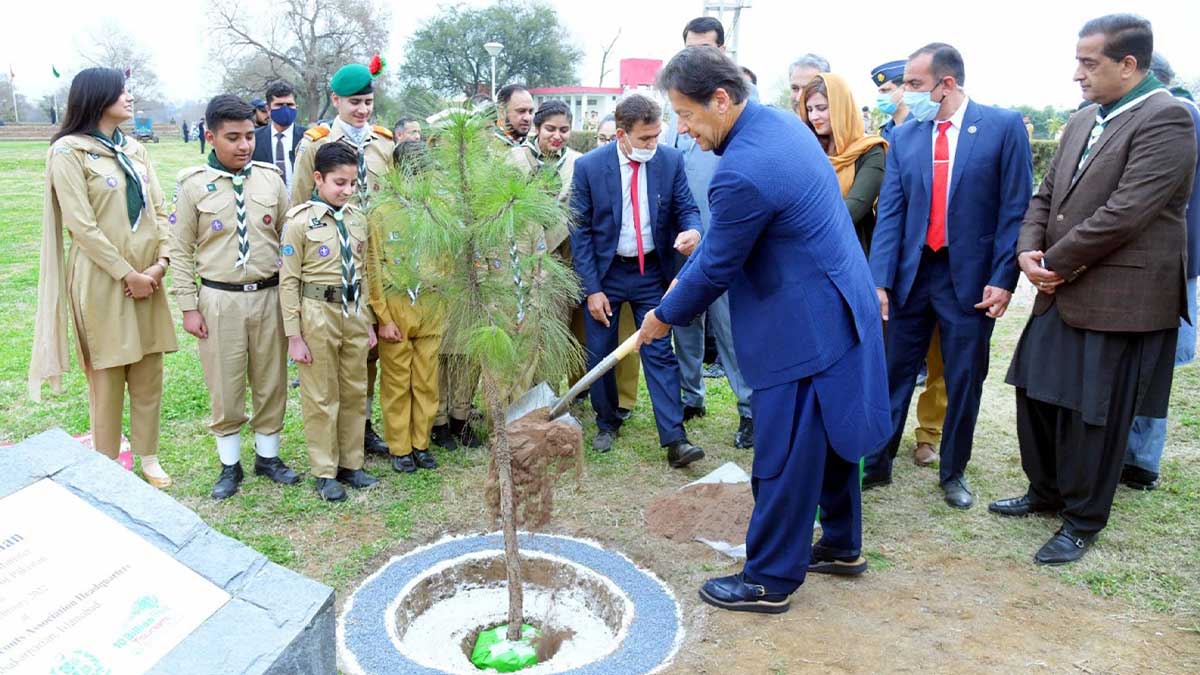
[
  {"xmin": 486, "ymin": 408, "xmax": 584, "ymax": 529},
  {"xmin": 645, "ymin": 482, "xmax": 754, "ymax": 545}
]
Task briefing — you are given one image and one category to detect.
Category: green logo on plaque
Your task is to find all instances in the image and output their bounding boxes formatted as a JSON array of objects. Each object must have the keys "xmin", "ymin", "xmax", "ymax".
[{"xmin": 49, "ymin": 649, "xmax": 110, "ymax": 675}]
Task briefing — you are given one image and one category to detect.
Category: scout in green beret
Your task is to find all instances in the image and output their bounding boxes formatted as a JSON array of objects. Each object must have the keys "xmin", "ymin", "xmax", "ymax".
[{"xmin": 291, "ymin": 55, "xmax": 397, "ymax": 459}]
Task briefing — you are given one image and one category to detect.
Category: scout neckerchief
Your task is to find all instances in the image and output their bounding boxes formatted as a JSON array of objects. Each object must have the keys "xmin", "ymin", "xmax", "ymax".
[
  {"xmin": 495, "ymin": 120, "xmax": 523, "ymax": 148},
  {"xmin": 207, "ymin": 151, "xmax": 254, "ymax": 269},
  {"xmin": 312, "ymin": 197, "xmax": 360, "ymax": 317},
  {"xmin": 335, "ymin": 117, "xmax": 372, "ymax": 210},
  {"xmin": 87, "ymin": 128, "xmax": 145, "ymax": 231},
  {"xmin": 1076, "ymin": 73, "xmax": 1167, "ymax": 175},
  {"xmin": 523, "ymin": 135, "xmax": 568, "ymax": 197}
]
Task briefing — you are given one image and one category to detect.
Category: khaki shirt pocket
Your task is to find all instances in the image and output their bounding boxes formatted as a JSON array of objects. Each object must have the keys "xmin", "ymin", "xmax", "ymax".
[
  {"xmin": 197, "ymin": 195, "xmax": 233, "ymax": 240},
  {"xmin": 249, "ymin": 193, "xmax": 278, "ymax": 232}
]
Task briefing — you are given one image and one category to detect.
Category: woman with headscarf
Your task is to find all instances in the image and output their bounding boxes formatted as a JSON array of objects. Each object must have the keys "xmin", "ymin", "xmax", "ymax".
[
  {"xmin": 30, "ymin": 67, "xmax": 178, "ymax": 487},
  {"xmin": 798, "ymin": 73, "xmax": 889, "ymax": 254}
]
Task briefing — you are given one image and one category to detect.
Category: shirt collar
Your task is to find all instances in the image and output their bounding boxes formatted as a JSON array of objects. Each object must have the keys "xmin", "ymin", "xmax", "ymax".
[{"xmin": 938, "ymin": 94, "xmax": 970, "ymax": 130}]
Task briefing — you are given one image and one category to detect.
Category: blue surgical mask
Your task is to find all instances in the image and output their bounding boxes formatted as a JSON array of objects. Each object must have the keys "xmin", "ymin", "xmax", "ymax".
[
  {"xmin": 269, "ymin": 106, "xmax": 298, "ymax": 127},
  {"xmin": 876, "ymin": 93, "xmax": 899, "ymax": 115},
  {"xmin": 902, "ymin": 82, "xmax": 945, "ymax": 123}
]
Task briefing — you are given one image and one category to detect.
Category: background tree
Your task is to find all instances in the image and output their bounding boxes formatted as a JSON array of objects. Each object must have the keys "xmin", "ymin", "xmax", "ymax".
[
  {"xmin": 399, "ymin": 0, "xmax": 583, "ymax": 98},
  {"xmin": 373, "ymin": 110, "xmax": 582, "ymax": 642},
  {"xmin": 78, "ymin": 22, "xmax": 164, "ymax": 115},
  {"xmin": 207, "ymin": 0, "xmax": 390, "ymax": 123}
]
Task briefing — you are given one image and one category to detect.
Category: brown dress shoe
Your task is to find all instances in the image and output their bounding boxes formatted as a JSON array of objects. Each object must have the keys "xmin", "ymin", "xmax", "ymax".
[{"xmin": 913, "ymin": 442, "xmax": 938, "ymax": 467}]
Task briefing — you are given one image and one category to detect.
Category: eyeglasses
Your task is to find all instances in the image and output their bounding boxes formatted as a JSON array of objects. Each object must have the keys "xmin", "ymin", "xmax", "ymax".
[{"xmin": 597, "ymin": 135, "xmax": 615, "ymax": 144}]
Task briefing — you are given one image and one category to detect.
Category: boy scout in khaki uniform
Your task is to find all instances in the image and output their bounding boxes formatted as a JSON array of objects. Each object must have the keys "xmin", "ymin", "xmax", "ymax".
[
  {"xmin": 280, "ymin": 142, "xmax": 380, "ymax": 502},
  {"xmin": 369, "ymin": 141, "xmax": 444, "ymax": 473},
  {"xmin": 170, "ymin": 95, "xmax": 300, "ymax": 500},
  {"xmin": 291, "ymin": 61, "xmax": 396, "ymax": 457}
]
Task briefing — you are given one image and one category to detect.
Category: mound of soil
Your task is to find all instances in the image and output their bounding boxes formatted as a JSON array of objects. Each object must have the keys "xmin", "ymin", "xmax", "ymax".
[{"xmin": 645, "ymin": 482, "xmax": 754, "ymax": 545}]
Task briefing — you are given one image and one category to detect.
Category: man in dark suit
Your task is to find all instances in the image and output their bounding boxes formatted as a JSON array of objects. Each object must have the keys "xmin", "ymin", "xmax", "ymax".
[
  {"xmin": 866, "ymin": 43, "xmax": 1033, "ymax": 509},
  {"xmin": 570, "ymin": 93, "xmax": 704, "ymax": 468},
  {"xmin": 251, "ymin": 80, "xmax": 307, "ymax": 195},
  {"xmin": 992, "ymin": 14, "xmax": 1196, "ymax": 564},
  {"xmin": 642, "ymin": 46, "xmax": 891, "ymax": 614}
]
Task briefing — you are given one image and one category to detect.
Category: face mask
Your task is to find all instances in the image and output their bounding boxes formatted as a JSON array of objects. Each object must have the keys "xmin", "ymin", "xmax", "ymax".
[
  {"xmin": 902, "ymin": 82, "xmax": 944, "ymax": 123},
  {"xmin": 621, "ymin": 136, "xmax": 657, "ymax": 163},
  {"xmin": 876, "ymin": 93, "xmax": 899, "ymax": 115},
  {"xmin": 270, "ymin": 106, "xmax": 297, "ymax": 127}
]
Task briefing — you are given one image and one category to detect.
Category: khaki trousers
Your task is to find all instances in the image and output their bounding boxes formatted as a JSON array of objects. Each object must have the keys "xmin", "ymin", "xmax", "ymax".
[
  {"xmin": 298, "ymin": 298, "xmax": 369, "ymax": 478},
  {"xmin": 435, "ymin": 354, "xmax": 479, "ymax": 425},
  {"xmin": 86, "ymin": 353, "xmax": 163, "ymax": 459},
  {"xmin": 197, "ymin": 286, "xmax": 287, "ymax": 437},
  {"xmin": 378, "ymin": 299, "xmax": 444, "ymax": 455},
  {"xmin": 570, "ymin": 304, "xmax": 639, "ymax": 408},
  {"xmin": 915, "ymin": 326, "xmax": 948, "ymax": 446}
]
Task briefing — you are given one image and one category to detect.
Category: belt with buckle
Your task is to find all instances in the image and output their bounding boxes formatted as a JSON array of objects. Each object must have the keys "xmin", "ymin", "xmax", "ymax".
[
  {"xmin": 614, "ymin": 250, "xmax": 658, "ymax": 265},
  {"xmin": 201, "ymin": 274, "xmax": 279, "ymax": 293},
  {"xmin": 302, "ymin": 282, "xmax": 359, "ymax": 303}
]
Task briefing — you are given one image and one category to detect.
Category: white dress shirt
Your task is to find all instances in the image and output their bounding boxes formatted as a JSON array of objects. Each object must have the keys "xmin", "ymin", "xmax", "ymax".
[
  {"xmin": 272, "ymin": 123, "xmax": 295, "ymax": 191},
  {"xmin": 616, "ymin": 146, "xmax": 654, "ymax": 257},
  {"xmin": 931, "ymin": 94, "xmax": 970, "ymax": 207}
]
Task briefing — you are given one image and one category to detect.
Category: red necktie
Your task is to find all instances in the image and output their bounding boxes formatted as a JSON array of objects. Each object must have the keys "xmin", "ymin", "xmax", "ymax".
[
  {"xmin": 630, "ymin": 160, "xmax": 645, "ymax": 276},
  {"xmin": 927, "ymin": 120, "xmax": 952, "ymax": 251}
]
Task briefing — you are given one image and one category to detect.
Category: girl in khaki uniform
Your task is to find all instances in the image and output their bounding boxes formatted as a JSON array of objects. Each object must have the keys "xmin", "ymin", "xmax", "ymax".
[
  {"xmin": 280, "ymin": 143, "xmax": 379, "ymax": 502},
  {"xmin": 30, "ymin": 68, "xmax": 178, "ymax": 487}
]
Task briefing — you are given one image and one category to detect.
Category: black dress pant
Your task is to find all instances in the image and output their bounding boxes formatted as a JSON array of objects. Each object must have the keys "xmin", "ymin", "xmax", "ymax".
[{"xmin": 1015, "ymin": 383, "xmax": 1138, "ymax": 534}]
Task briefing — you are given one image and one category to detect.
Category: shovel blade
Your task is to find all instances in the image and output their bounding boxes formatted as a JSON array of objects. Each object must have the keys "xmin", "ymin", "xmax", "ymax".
[{"xmin": 505, "ymin": 382, "xmax": 559, "ymax": 425}]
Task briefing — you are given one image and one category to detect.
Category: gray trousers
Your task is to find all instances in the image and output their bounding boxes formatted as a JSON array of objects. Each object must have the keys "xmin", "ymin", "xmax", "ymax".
[{"xmin": 673, "ymin": 291, "xmax": 753, "ymax": 417}]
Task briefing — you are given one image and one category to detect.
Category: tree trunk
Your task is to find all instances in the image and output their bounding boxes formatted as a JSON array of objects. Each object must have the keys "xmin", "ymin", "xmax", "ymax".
[{"xmin": 483, "ymin": 375, "xmax": 524, "ymax": 642}]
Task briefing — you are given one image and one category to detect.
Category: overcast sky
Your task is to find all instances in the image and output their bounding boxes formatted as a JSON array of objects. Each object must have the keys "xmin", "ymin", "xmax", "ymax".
[{"xmin": 6, "ymin": 0, "xmax": 1199, "ymax": 110}]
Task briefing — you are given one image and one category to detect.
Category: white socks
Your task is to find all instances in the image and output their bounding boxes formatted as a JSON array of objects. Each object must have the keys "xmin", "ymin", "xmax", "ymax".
[
  {"xmin": 255, "ymin": 432, "xmax": 281, "ymax": 459},
  {"xmin": 216, "ymin": 434, "xmax": 242, "ymax": 466},
  {"xmin": 140, "ymin": 454, "xmax": 169, "ymax": 479}
]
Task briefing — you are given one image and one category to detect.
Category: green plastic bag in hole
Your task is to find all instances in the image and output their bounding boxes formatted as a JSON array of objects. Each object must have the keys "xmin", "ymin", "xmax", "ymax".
[{"xmin": 471, "ymin": 624, "xmax": 540, "ymax": 672}]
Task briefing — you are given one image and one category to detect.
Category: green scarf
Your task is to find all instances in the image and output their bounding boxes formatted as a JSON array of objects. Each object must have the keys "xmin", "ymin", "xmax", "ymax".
[
  {"xmin": 207, "ymin": 151, "xmax": 253, "ymax": 268},
  {"xmin": 88, "ymin": 128, "xmax": 145, "ymax": 230},
  {"xmin": 1099, "ymin": 72, "xmax": 1165, "ymax": 117}
]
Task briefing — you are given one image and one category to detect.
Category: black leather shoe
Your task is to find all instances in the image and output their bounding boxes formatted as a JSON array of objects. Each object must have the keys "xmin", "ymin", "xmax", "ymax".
[
  {"xmin": 809, "ymin": 543, "xmax": 868, "ymax": 576},
  {"xmin": 698, "ymin": 573, "xmax": 790, "ymax": 614},
  {"xmin": 413, "ymin": 449, "xmax": 438, "ymax": 470},
  {"xmin": 254, "ymin": 455, "xmax": 299, "ymax": 485},
  {"xmin": 450, "ymin": 418, "xmax": 483, "ymax": 448},
  {"xmin": 733, "ymin": 416, "xmax": 754, "ymax": 449},
  {"xmin": 682, "ymin": 405, "xmax": 707, "ymax": 423},
  {"xmin": 616, "ymin": 407, "xmax": 633, "ymax": 422},
  {"xmin": 593, "ymin": 430, "xmax": 616, "ymax": 453},
  {"xmin": 391, "ymin": 454, "xmax": 417, "ymax": 473},
  {"xmin": 364, "ymin": 421, "xmax": 390, "ymax": 456},
  {"xmin": 336, "ymin": 467, "xmax": 380, "ymax": 489},
  {"xmin": 1035, "ymin": 527, "xmax": 1096, "ymax": 565},
  {"xmin": 942, "ymin": 476, "xmax": 974, "ymax": 509},
  {"xmin": 861, "ymin": 471, "xmax": 892, "ymax": 491},
  {"xmin": 1120, "ymin": 465, "xmax": 1159, "ymax": 491},
  {"xmin": 210, "ymin": 463, "xmax": 244, "ymax": 500},
  {"xmin": 430, "ymin": 424, "xmax": 458, "ymax": 451},
  {"xmin": 988, "ymin": 494, "xmax": 1058, "ymax": 517},
  {"xmin": 315, "ymin": 477, "xmax": 347, "ymax": 502},
  {"xmin": 666, "ymin": 440, "xmax": 705, "ymax": 468}
]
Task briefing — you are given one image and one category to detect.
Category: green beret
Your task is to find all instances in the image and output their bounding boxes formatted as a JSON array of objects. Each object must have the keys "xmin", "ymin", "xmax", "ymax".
[{"xmin": 330, "ymin": 64, "xmax": 374, "ymax": 97}]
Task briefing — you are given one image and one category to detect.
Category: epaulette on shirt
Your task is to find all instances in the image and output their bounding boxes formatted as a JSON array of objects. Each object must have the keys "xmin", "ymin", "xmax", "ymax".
[
  {"xmin": 286, "ymin": 202, "xmax": 316, "ymax": 219},
  {"xmin": 304, "ymin": 126, "xmax": 331, "ymax": 142},
  {"xmin": 176, "ymin": 166, "xmax": 208, "ymax": 184},
  {"xmin": 250, "ymin": 160, "xmax": 283, "ymax": 175},
  {"xmin": 372, "ymin": 125, "xmax": 394, "ymax": 139}
]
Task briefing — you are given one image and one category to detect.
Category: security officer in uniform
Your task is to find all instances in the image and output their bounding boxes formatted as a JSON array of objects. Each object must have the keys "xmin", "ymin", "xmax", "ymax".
[
  {"xmin": 281, "ymin": 142, "xmax": 380, "ymax": 501},
  {"xmin": 369, "ymin": 141, "xmax": 444, "ymax": 473},
  {"xmin": 292, "ymin": 59, "xmax": 396, "ymax": 458},
  {"xmin": 171, "ymin": 94, "xmax": 300, "ymax": 499},
  {"xmin": 872, "ymin": 60, "xmax": 911, "ymax": 144}
]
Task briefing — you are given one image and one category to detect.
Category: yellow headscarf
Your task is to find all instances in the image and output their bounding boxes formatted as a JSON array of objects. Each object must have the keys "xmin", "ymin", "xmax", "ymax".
[{"xmin": 798, "ymin": 73, "xmax": 888, "ymax": 197}]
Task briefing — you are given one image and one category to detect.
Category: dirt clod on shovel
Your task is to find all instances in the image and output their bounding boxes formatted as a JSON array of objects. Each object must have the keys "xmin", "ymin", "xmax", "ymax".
[{"xmin": 486, "ymin": 408, "xmax": 584, "ymax": 529}]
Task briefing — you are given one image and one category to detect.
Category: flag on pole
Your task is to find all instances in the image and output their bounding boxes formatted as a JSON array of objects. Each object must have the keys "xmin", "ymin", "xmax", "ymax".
[{"xmin": 51, "ymin": 65, "xmax": 60, "ymax": 78}]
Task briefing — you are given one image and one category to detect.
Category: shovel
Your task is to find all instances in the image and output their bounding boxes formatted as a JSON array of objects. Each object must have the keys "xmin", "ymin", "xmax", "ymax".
[{"xmin": 505, "ymin": 329, "xmax": 643, "ymax": 425}]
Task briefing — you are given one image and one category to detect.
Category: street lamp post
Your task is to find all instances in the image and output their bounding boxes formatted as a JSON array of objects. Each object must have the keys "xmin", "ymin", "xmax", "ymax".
[{"xmin": 484, "ymin": 41, "xmax": 504, "ymax": 101}]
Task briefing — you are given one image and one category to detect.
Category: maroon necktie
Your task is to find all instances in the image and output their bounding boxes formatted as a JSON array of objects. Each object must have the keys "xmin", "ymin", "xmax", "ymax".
[
  {"xmin": 927, "ymin": 120, "xmax": 952, "ymax": 251},
  {"xmin": 630, "ymin": 160, "xmax": 645, "ymax": 275}
]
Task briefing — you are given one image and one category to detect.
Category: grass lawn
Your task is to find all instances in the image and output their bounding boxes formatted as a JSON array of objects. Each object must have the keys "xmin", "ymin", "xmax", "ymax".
[{"xmin": 1, "ymin": 137, "xmax": 1197, "ymax": 670}]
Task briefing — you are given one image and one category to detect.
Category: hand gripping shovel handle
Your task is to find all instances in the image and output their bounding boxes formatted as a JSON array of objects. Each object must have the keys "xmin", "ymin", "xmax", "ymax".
[{"xmin": 548, "ymin": 329, "xmax": 643, "ymax": 420}]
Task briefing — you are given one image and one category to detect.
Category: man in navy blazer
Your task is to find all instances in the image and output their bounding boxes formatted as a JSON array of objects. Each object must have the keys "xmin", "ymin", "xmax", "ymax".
[
  {"xmin": 866, "ymin": 43, "xmax": 1033, "ymax": 508},
  {"xmin": 570, "ymin": 93, "xmax": 705, "ymax": 468},
  {"xmin": 642, "ymin": 47, "xmax": 891, "ymax": 614},
  {"xmin": 251, "ymin": 80, "xmax": 307, "ymax": 193}
]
